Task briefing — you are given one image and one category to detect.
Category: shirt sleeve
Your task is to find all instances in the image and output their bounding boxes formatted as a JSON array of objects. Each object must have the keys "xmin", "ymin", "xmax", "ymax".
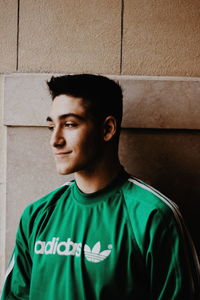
[
  {"xmin": 145, "ymin": 209, "xmax": 200, "ymax": 300},
  {"xmin": 1, "ymin": 211, "xmax": 32, "ymax": 299}
]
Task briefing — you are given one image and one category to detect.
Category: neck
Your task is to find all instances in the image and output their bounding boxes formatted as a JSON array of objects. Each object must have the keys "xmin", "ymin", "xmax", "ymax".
[{"xmin": 74, "ymin": 155, "xmax": 122, "ymax": 194}]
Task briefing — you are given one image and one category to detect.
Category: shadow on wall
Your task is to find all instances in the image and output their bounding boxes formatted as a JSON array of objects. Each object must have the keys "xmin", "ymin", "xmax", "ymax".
[{"xmin": 119, "ymin": 129, "xmax": 200, "ymax": 256}]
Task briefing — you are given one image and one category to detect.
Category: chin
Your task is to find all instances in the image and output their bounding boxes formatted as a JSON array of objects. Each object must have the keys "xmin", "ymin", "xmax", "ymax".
[{"xmin": 56, "ymin": 165, "xmax": 74, "ymax": 175}]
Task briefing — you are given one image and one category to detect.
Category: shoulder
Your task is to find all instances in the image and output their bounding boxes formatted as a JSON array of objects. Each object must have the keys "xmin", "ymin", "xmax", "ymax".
[
  {"xmin": 122, "ymin": 175, "xmax": 178, "ymax": 219},
  {"xmin": 121, "ymin": 175, "xmax": 183, "ymax": 253},
  {"xmin": 26, "ymin": 181, "xmax": 73, "ymax": 212},
  {"xmin": 20, "ymin": 181, "xmax": 74, "ymax": 231}
]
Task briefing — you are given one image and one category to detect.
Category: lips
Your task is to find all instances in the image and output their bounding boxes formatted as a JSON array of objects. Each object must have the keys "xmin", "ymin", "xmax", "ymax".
[{"xmin": 55, "ymin": 151, "xmax": 72, "ymax": 156}]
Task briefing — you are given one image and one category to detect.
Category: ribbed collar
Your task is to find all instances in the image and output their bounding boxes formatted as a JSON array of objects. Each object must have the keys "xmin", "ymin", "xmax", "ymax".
[{"xmin": 72, "ymin": 168, "xmax": 129, "ymax": 205}]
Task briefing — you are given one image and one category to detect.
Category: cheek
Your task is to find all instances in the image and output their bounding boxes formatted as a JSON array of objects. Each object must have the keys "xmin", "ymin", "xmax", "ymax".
[
  {"xmin": 70, "ymin": 126, "xmax": 103, "ymax": 154},
  {"xmin": 83, "ymin": 132, "xmax": 103, "ymax": 154}
]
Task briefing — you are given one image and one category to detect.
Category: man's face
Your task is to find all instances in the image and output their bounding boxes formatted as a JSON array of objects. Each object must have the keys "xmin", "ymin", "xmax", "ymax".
[{"xmin": 47, "ymin": 94, "xmax": 104, "ymax": 175}]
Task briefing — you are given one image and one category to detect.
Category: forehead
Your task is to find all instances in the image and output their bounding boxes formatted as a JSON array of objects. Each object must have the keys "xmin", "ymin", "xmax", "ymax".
[{"xmin": 49, "ymin": 95, "xmax": 87, "ymax": 119}]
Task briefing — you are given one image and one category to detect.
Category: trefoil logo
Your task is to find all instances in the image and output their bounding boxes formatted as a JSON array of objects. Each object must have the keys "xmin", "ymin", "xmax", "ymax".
[{"xmin": 84, "ymin": 241, "xmax": 112, "ymax": 263}]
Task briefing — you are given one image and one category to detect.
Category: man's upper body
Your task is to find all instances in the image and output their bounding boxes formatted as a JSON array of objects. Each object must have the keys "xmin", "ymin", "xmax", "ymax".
[
  {"xmin": 1, "ymin": 169, "xmax": 200, "ymax": 300},
  {"xmin": 1, "ymin": 74, "xmax": 200, "ymax": 299}
]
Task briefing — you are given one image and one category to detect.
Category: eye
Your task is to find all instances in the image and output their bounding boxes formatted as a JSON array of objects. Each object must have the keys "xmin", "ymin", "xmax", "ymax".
[
  {"xmin": 64, "ymin": 122, "xmax": 77, "ymax": 128},
  {"xmin": 47, "ymin": 125, "xmax": 55, "ymax": 131}
]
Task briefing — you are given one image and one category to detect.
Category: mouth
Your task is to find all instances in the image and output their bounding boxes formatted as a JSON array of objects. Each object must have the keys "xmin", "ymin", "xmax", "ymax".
[{"xmin": 55, "ymin": 151, "xmax": 72, "ymax": 157}]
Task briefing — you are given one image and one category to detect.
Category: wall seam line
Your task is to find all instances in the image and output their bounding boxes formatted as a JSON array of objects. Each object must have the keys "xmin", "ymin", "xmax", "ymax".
[
  {"xmin": 120, "ymin": 0, "xmax": 124, "ymax": 74},
  {"xmin": 16, "ymin": 0, "xmax": 20, "ymax": 71}
]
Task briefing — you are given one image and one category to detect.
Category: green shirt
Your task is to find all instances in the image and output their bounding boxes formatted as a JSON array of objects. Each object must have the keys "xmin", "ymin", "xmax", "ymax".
[{"xmin": 1, "ymin": 171, "xmax": 200, "ymax": 299}]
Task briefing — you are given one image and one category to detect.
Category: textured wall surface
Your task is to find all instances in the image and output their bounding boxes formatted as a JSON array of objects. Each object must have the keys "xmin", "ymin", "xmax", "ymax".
[
  {"xmin": 119, "ymin": 77, "xmax": 200, "ymax": 129},
  {"xmin": 0, "ymin": 1, "xmax": 18, "ymax": 71},
  {"xmin": 1, "ymin": 1, "xmax": 200, "ymax": 75},
  {"xmin": 123, "ymin": 0, "xmax": 200, "ymax": 76},
  {"xmin": 18, "ymin": 0, "xmax": 121, "ymax": 73}
]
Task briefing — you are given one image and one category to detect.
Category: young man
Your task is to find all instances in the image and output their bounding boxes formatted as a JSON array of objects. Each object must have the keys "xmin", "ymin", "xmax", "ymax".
[{"xmin": 1, "ymin": 74, "xmax": 200, "ymax": 299}]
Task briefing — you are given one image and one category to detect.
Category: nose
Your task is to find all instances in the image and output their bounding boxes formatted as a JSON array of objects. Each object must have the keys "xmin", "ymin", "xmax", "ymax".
[{"xmin": 50, "ymin": 127, "xmax": 65, "ymax": 148}]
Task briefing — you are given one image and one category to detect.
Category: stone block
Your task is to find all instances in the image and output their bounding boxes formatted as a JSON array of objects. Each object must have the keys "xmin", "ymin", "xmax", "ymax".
[
  {"xmin": 0, "ymin": 76, "xmax": 4, "ymax": 124},
  {"xmin": 0, "ymin": 0, "xmax": 17, "ymax": 71},
  {"xmin": 4, "ymin": 74, "xmax": 200, "ymax": 129},
  {"xmin": 119, "ymin": 77, "xmax": 200, "ymax": 129},
  {"xmin": 123, "ymin": 0, "xmax": 200, "ymax": 76},
  {"xmin": 18, "ymin": 0, "xmax": 121, "ymax": 74},
  {"xmin": 4, "ymin": 74, "xmax": 52, "ymax": 126}
]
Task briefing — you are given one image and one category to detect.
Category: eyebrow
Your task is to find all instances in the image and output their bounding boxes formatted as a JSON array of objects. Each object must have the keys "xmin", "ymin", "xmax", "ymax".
[{"xmin": 46, "ymin": 113, "xmax": 85, "ymax": 122}]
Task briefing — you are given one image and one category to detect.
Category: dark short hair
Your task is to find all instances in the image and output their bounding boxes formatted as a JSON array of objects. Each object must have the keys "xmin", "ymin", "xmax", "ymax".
[{"xmin": 47, "ymin": 74, "xmax": 123, "ymax": 129}]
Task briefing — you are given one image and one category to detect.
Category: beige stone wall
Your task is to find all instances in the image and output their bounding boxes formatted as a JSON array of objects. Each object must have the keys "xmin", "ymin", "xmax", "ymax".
[
  {"xmin": 123, "ymin": 0, "xmax": 200, "ymax": 76},
  {"xmin": 1, "ymin": 0, "xmax": 200, "ymax": 292},
  {"xmin": 1, "ymin": 0, "xmax": 200, "ymax": 75},
  {"xmin": 0, "ymin": 1, "xmax": 17, "ymax": 71}
]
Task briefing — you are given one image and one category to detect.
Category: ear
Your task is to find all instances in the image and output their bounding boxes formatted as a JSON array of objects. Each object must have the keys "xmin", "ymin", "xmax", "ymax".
[{"xmin": 103, "ymin": 116, "xmax": 117, "ymax": 142}]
